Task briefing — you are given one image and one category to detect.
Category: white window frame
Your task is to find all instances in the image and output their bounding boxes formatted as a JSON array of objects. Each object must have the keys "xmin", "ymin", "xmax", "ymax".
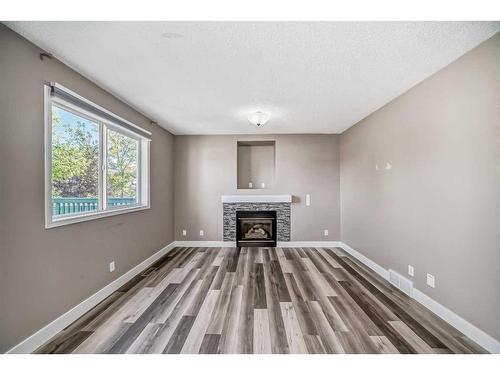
[{"xmin": 44, "ymin": 85, "xmax": 151, "ymax": 228}]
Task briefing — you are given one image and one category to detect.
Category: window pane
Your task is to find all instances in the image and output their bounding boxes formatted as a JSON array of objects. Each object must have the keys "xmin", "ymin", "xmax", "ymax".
[
  {"xmin": 51, "ymin": 105, "xmax": 100, "ymax": 217},
  {"xmin": 107, "ymin": 129, "xmax": 138, "ymax": 207}
]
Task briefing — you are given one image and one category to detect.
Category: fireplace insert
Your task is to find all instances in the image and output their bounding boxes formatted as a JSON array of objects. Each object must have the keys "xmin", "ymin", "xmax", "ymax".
[{"xmin": 236, "ymin": 210, "xmax": 277, "ymax": 247}]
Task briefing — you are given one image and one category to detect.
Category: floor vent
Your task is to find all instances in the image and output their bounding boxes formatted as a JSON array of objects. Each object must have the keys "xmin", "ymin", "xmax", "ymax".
[{"xmin": 388, "ymin": 269, "xmax": 414, "ymax": 297}]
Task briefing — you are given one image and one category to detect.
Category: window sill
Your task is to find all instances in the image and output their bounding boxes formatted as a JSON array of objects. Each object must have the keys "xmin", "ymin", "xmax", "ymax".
[{"xmin": 45, "ymin": 204, "xmax": 150, "ymax": 229}]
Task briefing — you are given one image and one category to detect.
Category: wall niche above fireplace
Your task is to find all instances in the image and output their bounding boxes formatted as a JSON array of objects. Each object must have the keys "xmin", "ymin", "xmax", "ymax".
[{"xmin": 237, "ymin": 140, "xmax": 275, "ymax": 189}]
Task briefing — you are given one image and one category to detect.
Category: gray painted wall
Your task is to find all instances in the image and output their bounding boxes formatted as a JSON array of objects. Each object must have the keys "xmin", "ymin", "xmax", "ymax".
[
  {"xmin": 174, "ymin": 134, "xmax": 340, "ymax": 241},
  {"xmin": 0, "ymin": 25, "xmax": 175, "ymax": 352},
  {"xmin": 340, "ymin": 33, "xmax": 500, "ymax": 341}
]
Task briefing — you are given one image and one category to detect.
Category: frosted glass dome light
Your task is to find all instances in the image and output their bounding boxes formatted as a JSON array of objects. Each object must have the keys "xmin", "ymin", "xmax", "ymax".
[{"xmin": 248, "ymin": 111, "xmax": 270, "ymax": 127}]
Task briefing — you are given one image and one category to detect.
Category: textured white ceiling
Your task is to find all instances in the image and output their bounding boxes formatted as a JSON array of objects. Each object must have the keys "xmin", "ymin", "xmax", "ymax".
[{"xmin": 5, "ymin": 21, "xmax": 500, "ymax": 135}]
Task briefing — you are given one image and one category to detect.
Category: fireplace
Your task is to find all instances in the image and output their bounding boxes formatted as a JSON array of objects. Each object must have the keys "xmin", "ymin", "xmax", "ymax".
[{"xmin": 236, "ymin": 210, "xmax": 277, "ymax": 247}]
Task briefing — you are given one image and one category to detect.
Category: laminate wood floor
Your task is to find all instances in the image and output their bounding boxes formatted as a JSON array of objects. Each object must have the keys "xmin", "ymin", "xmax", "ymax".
[{"xmin": 36, "ymin": 247, "xmax": 487, "ymax": 354}]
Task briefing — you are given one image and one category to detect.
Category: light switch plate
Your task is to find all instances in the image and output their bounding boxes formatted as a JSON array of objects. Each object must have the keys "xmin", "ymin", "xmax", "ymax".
[
  {"xmin": 109, "ymin": 261, "xmax": 115, "ymax": 273},
  {"xmin": 261, "ymin": 182, "xmax": 265, "ymax": 188},
  {"xmin": 306, "ymin": 194, "xmax": 311, "ymax": 206}
]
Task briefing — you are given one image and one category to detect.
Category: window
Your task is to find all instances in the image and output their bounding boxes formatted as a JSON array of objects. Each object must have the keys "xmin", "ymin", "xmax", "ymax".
[
  {"xmin": 45, "ymin": 84, "xmax": 151, "ymax": 228},
  {"xmin": 106, "ymin": 128, "xmax": 139, "ymax": 207}
]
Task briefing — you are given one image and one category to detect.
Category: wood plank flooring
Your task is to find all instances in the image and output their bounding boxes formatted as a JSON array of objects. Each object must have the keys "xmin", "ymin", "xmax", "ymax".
[{"xmin": 35, "ymin": 247, "xmax": 488, "ymax": 354}]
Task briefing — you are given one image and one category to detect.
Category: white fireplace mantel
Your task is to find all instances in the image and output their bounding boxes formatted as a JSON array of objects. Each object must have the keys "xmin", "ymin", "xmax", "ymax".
[{"xmin": 221, "ymin": 194, "xmax": 292, "ymax": 203}]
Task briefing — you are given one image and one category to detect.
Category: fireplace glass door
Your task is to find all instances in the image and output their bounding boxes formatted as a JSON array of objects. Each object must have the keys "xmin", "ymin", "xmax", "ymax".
[{"xmin": 236, "ymin": 210, "xmax": 277, "ymax": 247}]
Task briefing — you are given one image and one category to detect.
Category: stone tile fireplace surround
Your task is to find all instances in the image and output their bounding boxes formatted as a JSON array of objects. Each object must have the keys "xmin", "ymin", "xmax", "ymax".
[{"xmin": 222, "ymin": 195, "xmax": 291, "ymax": 242}]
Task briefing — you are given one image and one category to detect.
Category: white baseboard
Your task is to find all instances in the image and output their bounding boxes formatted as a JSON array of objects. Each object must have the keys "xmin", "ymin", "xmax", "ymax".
[
  {"xmin": 337, "ymin": 241, "xmax": 500, "ymax": 354},
  {"xmin": 412, "ymin": 289, "xmax": 500, "ymax": 354},
  {"xmin": 173, "ymin": 240, "xmax": 342, "ymax": 248},
  {"xmin": 6, "ymin": 241, "xmax": 177, "ymax": 354},
  {"xmin": 337, "ymin": 242, "xmax": 390, "ymax": 281},
  {"xmin": 173, "ymin": 241, "xmax": 235, "ymax": 247},
  {"xmin": 278, "ymin": 241, "xmax": 342, "ymax": 247}
]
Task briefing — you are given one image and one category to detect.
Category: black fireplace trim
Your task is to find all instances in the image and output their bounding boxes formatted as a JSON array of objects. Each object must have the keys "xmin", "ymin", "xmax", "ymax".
[{"xmin": 236, "ymin": 210, "xmax": 277, "ymax": 247}]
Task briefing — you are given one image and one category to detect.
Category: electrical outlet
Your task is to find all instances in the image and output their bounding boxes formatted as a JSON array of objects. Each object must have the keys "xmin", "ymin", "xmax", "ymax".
[
  {"xmin": 306, "ymin": 194, "xmax": 311, "ymax": 206},
  {"xmin": 323, "ymin": 229, "xmax": 329, "ymax": 236},
  {"xmin": 375, "ymin": 164, "xmax": 379, "ymax": 171},
  {"xmin": 248, "ymin": 182, "xmax": 253, "ymax": 188},
  {"xmin": 200, "ymin": 230, "xmax": 204, "ymax": 237},
  {"xmin": 261, "ymin": 182, "xmax": 265, "ymax": 188},
  {"xmin": 182, "ymin": 229, "xmax": 187, "ymax": 236},
  {"xmin": 109, "ymin": 261, "xmax": 115, "ymax": 273},
  {"xmin": 385, "ymin": 162, "xmax": 392, "ymax": 170},
  {"xmin": 408, "ymin": 265, "xmax": 414, "ymax": 277},
  {"xmin": 427, "ymin": 273, "xmax": 435, "ymax": 288}
]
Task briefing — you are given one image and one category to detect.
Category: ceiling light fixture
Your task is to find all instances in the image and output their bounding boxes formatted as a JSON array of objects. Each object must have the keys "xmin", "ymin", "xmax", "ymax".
[{"xmin": 248, "ymin": 111, "xmax": 270, "ymax": 127}]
